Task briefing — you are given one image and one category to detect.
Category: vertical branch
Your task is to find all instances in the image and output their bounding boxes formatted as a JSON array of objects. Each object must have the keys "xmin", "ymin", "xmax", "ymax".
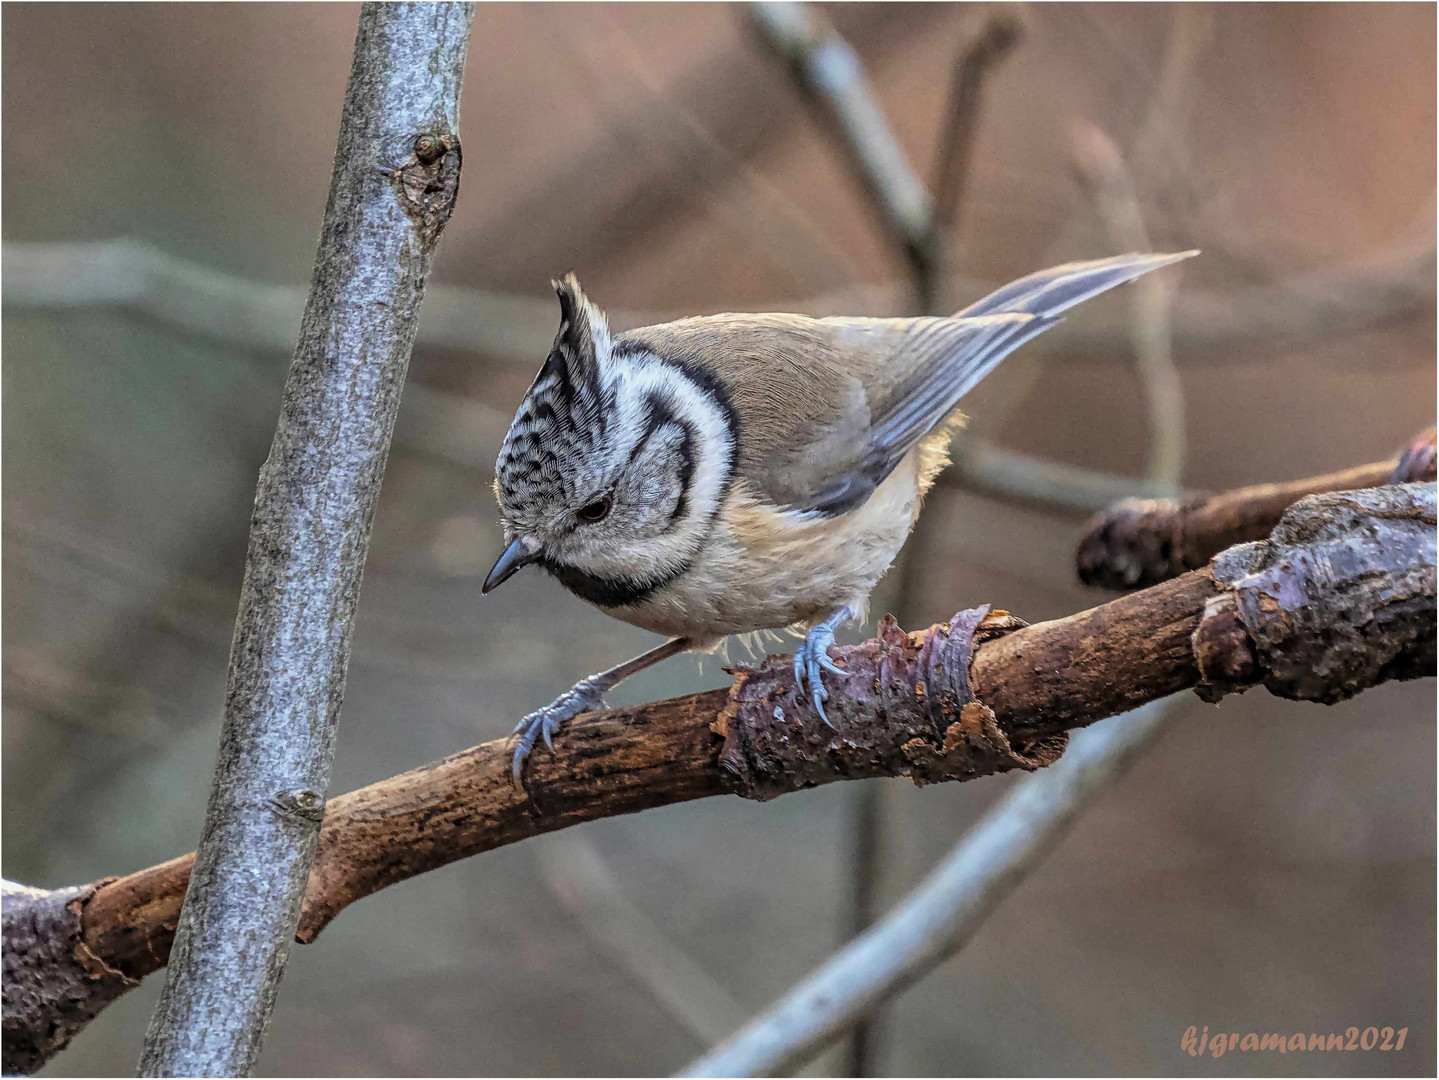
[
  {"xmin": 1071, "ymin": 6, "xmax": 1202, "ymax": 494},
  {"xmin": 136, "ymin": 5, "xmax": 473, "ymax": 1075},
  {"xmin": 749, "ymin": 6, "xmax": 1027, "ymax": 1070},
  {"xmin": 840, "ymin": 779, "xmax": 884, "ymax": 1076},
  {"xmin": 931, "ymin": 7, "xmax": 1025, "ymax": 238},
  {"xmin": 850, "ymin": 16, "xmax": 1022, "ymax": 1069}
]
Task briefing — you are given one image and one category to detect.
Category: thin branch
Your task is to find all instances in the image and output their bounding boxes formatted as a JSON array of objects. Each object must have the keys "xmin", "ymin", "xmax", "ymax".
[
  {"xmin": 537, "ymin": 834, "xmax": 751, "ymax": 1047},
  {"xmin": 135, "ymin": 6, "xmax": 473, "ymax": 1076},
  {"xmin": 942, "ymin": 436, "xmax": 1187, "ymax": 511},
  {"xmin": 746, "ymin": 0, "xmax": 941, "ymax": 311},
  {"xmin": 1076, "ymin": 432, "xmax": 1436, "ymax": 590},
  {"xmin": 931, "ymin": 6, "xmax": 1026, "ymax": 237},
  {"xmin": 555, "ymin": 7, "xmax": 867, "ymax": 293},
  {"xmin": 4, "ymin": 483, "xmax": 1431, "ymax": 1073},
  {"xmin": 708, "ymin": 107, "xmax": 1197, "ymax": 1077},
  {"xmin": 679, "ymin": 696, "xmax": 1183, "ymax": 1078},
  {"xmin": 1072, "ymin": 122, "xmax": 1187, "ymax": 493},
  {"xmin": 840, "ymin": 778, "xmax": 885, "ymax": 1076},
  {"xmin": 773, "ymin": 9, "xmax": 1029, "ymax": 1059}
]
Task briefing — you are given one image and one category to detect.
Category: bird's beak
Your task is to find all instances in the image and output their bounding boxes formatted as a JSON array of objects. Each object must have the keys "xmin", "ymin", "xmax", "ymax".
[{"xmin": 482, "ymin": 536, "xmax": 541, "ymax": 594}]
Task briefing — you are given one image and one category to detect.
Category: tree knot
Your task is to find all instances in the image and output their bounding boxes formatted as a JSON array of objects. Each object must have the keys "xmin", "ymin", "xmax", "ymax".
[
  {"xmin": 268, "ymin": 788, "xmax": 327, "ymax": 825},
  {"xmin": 388, "ymin": 131, "xmax": 462, "ymax": 239}
]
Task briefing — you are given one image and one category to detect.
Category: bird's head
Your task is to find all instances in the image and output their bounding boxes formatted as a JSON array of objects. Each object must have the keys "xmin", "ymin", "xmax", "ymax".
[{"xmin": 486, "ymin": 275, "xmax": 735, "ymax": 607}]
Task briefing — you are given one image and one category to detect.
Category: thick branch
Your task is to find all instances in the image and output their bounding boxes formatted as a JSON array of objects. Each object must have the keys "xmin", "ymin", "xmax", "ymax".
[
  {"xmin": 5, "ymin": 485, "xmax": 1430, "ymax": 1072},
  {"xmin": 135, "ymin": 6, "xmax": 473, "ymax": 1076},
  {"xmin": 2, "ymin": 881, "xmax": 133, "ymax": 1074},
  {"xmin": 1076, "ymin": 430, "xmax": 1437, "ymax": 589}
]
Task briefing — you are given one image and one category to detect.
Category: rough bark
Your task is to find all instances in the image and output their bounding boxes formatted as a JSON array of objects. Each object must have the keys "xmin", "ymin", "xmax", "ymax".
[
  {"xmin": 2, "ymin": 881, "xmax": 132, "ymax": 1074},
  {"xmin": 5, "ymin": 484, "xmax": 1431, "ymax": 1073},
  {"xmin": 1076, "ymin": 431, "xmax": 1437, "ymax": 590},
  {"xmin": 135, "ymin": 5, "xmax": 473, "ymax": 1077},
  {"xmin": 1194, "ymin": 483, "xmax": 1437, "ymax": 703}
]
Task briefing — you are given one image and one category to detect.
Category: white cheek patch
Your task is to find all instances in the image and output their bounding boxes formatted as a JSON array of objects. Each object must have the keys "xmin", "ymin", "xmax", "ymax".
[{"xmin": 572, "ymin": 352, "xmax": 734, "ymax": 582}]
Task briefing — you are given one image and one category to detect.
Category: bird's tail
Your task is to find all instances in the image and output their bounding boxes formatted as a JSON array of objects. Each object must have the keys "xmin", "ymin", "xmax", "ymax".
[{"xmin": 956, "ymin": 250, "xmax": 1198, "ymax": 320}]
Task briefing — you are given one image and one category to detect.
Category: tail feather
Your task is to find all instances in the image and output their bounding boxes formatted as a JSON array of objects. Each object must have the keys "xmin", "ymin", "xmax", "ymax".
[{"xmin": 957, "ymin": 250, "xmax": 1198, "ymax": 320}]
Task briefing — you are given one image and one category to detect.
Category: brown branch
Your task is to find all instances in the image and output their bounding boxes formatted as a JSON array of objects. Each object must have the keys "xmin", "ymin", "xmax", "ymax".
[
  {"xmin": 5, "ymin": 484, "xmax": 1433, "ymax": 1073},
  {"xmin": 1076, "ymin": 430, "xmax": 1437, "ymax": 589}
]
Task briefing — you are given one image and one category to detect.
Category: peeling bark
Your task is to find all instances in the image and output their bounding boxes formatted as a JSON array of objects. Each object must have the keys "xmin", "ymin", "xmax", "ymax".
[
  {"xmin": 1197, "ymin": 482, "xmax": 1437, "ymax": 703},
  {"xmin": 5, "ymin": 484, "xmax": 1432, "ymax": 1073}
]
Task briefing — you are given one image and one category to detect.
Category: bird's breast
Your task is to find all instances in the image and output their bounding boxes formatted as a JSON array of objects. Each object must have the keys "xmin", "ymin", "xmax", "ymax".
[{"xmin": 601, "ymin": 441, "xmax": 945, "ymax": 638}]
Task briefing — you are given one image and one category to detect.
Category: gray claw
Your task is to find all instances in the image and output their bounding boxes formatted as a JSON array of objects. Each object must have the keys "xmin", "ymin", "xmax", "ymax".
[
  {"xmin": 794, "ymin": 623, "xmax": 847, "ymax": 730},
  {"xmin": 510, "ymin": 680, "xmax": 605, "ymax": 785}
]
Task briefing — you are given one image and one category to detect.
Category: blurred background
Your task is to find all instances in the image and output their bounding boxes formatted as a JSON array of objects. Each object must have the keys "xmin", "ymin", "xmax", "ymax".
[{"xmin": 3, "ymin": 3, "xmax": 1434, "ymax": 1076}]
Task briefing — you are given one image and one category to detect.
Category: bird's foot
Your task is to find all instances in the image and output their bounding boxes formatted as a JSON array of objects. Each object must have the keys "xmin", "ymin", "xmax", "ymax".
[
  {"xmin": 792, "ymin": 620, "xmax": 851, "ymax": 729},
  {"xmin": 510, "ymin": 678, "xmax": 607, "ymax": 784}
]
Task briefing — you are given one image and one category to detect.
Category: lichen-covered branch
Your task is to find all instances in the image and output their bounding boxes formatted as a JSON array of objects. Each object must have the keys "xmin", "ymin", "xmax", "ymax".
[
  {"xmin": 4, "ymin": 484, "xmax": 1430, "ymax": 1073},
  {"xmin": 2, "ymin": 881, "xmax": 133, "ymax": 1075},
  {"xmin": 1076, "ymin": 430, "xmax": 1437, "ymax": 589},
  {"xmin": 134, "ymin": 6, "xmax": 473, "ymax": 1077}
]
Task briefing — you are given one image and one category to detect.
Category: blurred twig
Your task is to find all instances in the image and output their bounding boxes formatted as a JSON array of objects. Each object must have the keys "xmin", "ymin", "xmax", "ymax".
[
  {"xmin": 689, "ymin": 112, "xmax": 1199, "ymax": 1077},
  {"xmin": 136, "ymin": 6, "xmax": 474, "ymax": 1076},
  {"xmin": 554, "ymin": 7, "xmax": 865, "ymax": 292},
  {"xmin": 680, "ymin": 697, "xmax": 1183, "ymax": 1078},
  {"xmin": 931, "ymin": 6, "xmax": 1026, "ymax": 238},
  {"xmin": 1073, "ymin": 123, "xmax": 1187, "ymax": 493},
  {"xmin": 846, "ymin": 7, "xmax": 1025, "ymax": 1069},
  {"xmin": 6, "ymin": 232, "xmax": 1432, "ymax": 363},
  {"xmin": 746, "ymin": 0, "xmax": 941, "ymax": 312},
  {"xmin": 0, "ymin": 240, "xmax": 1191, "ymax": 518},
  {"xmin": 537, "ymin": 834, "xmax": 751, "ymax": 1047},
  {"xmin": 943, "ymin": 439, "xmax": 1185, "ymax": 510}
]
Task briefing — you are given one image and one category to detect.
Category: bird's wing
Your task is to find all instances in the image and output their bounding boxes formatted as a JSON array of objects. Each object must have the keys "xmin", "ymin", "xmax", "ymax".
[{"xmin": 618, "ymin": 251, "xmax": 1195, "ymax": 516}]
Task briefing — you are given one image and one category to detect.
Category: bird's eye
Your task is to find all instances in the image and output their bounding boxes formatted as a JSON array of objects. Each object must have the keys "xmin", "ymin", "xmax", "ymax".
[{"xmin": 577, "ymin": 495, "xmax": 612, "ymax": 523}]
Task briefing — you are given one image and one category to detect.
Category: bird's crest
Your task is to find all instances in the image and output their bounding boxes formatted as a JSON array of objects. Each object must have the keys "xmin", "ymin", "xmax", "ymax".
[{"xmin": 495, "ymin": 275, "xmax": 615, "ymax": 524}]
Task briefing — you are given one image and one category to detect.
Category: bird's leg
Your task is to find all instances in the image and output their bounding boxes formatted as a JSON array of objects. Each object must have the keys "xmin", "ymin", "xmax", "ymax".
[
  {"xmin": 792, "ymin": 605, "xmax": 856, "ymax": 728},
  {"xmin": 510, "ymin": 636, "xmax": 691, "ymax": 783}
]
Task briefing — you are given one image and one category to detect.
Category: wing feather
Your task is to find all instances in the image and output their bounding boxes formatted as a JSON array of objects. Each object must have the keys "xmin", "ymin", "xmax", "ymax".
[{"xmin": 614, "ymin": 252, "xmax": 1195, "ymax": 516}]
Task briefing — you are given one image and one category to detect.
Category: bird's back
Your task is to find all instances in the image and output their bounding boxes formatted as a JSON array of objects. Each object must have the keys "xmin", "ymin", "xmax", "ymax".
[
  {"xmin": 615, "ymin": 311, "xmax": 985, "ymax": 511},
  {"xmin": 616, "ymin": 251, "xmax": 1195, "ymax": 519}
]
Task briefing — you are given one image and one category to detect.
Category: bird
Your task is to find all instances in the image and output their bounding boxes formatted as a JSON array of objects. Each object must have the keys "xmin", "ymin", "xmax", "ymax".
[{"xmin": 484, "ymin": 251, "xmax": 1195, "ymax": 781}]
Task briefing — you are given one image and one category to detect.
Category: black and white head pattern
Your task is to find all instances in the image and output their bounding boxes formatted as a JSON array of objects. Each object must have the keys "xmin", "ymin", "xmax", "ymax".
[{"xmin": 494, "ymin": 275, "xmax": 737, "ymax": 608}]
